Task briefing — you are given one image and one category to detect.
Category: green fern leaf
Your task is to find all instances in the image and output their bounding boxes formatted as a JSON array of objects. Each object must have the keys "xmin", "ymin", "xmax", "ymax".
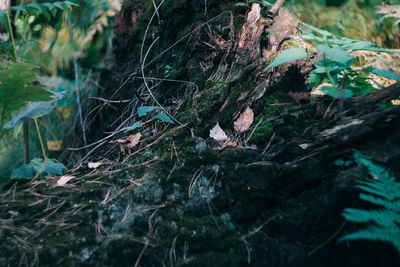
[{"xmin": 339, "ymin": 153, "xmax": 400, "ymax": 254}]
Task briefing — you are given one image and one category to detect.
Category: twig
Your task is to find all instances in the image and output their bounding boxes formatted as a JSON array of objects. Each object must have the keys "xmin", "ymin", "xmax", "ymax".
[
  {"xmin": 239, "ymin": 214, "xmax": 280, "ymax": 264},
  {"xmin": 74, "ymin": 56, "xmax": 87, "ymax": 145},
  {"xmin": 245, "ymin": 116, "xmax": 263, "ymax": 143},
  {"xmin": 188, "ymin": 169, "xmax": 203, "ymax": 198},
  {"xmin": 141, "ymin": 38, "xmax": 186, "ymax": 127},
  {"xmin": 152, "ymin": 0, "xmax": 161, "ymax": 23},
  {"xmin": 262, "ymin": 132, "xmax": 276, "ymax": 156},
  {"xmin": 140, "ymin": 0, "xmax": 165, "ymax": 63},
  {"xmin": 123, "ymin": 124, "xmax": 187, "ymax": 163},
  {"xmin": 134, "ymin": 209, "xmax": 160, "ymax": 267},
  {"xmin": 308, "ymin": 222, "xmax": 346, "ymax": 256},
  {"xmin": 166, "ymin": 162, "xmax": 178, "ymax": 182},
  {"xmin": 89, "ymin": 97, "xmax": 131, "ymax": 103}
]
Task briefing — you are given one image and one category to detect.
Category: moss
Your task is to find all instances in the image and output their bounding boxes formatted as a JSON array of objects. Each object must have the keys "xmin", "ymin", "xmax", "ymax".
[
  {"xmin": 195, "ymin": 89, "xmax": 223, "ymax": 127},
  {"xmin": 281, "ymin": 38, "xmax": 303, "ymax": 50},
  {"xmin": 243, "ymin": 63, "xmax": 257, "ymax": 74},
  {"xmin": 211, "ymin": 73, "xmax": 232, "ymax": 98},
  {"xmin": 218, "ymin": 76, "xmax": 255, "ymax": 126},
  {"xmin": 205, "ymin": 78, "xmax": 215, "ymax": 88},
  {"xmin": 248, "ymin": 117, "xmax": 274, "ymax": 144}
]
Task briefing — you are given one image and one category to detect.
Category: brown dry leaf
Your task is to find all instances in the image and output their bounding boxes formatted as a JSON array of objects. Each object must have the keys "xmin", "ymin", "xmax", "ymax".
[
  {"xmin": 88, "ymin": 162, "xmax": 102, "ymax": 169},
  {"xmin": 392, "ymin": 99, "xmax": 400, "ymax": 105},
  {"xmin": 234, "ymin": 106, "xmax": 254, "ymax": 132},
  {"xmin": 57, "ymin": 175, "xmax": 75, "ymax": 186},
  {"xmin": 47, "ymin": 140, "xmax": 62, "ymax": 151},
  {"xmin": 210, "ymin": 123, "xmax": 228, "ymax": 141},
  {"xmin": 127, "ymin": 133, "xmax": 141, "ymax": 148}
]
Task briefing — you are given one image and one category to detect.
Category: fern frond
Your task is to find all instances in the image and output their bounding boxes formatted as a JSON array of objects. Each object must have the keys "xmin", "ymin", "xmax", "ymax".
[
  {"xmin": 359, "ymin": 193, "xmax": 400, "ymax": 211},
  {"xmin": 342, "ymin": 208, "xmax": 400, "ymax": 225},
  {"xmin": 339, "ymin": 152, "xmax": 400, "ymax": 254},
  {"xmin": 340, "ymin": 225, "xmax": 400, "ymax": 252}
]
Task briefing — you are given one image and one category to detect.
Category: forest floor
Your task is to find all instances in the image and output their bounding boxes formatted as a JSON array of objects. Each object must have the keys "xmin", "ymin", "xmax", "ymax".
[{"xmin": 1, "ymin": 1, "xmax": 400, "ymax": 266}]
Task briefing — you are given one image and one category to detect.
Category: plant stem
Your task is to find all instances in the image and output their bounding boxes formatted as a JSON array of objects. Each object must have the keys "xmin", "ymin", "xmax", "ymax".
[
  {"xmin": 23, "ymin": 122, "xmax": 29, "ymax": 165},
  {"xmin": 6, "ymin": 5, "xmax": 47, "ymax": 162},
  {"xmin": 34, "ymin": 118, "xmax": 47, "ymax": 161},
  {"xmin": 5, "ymin": 8, "xmax": 17, "ymax": 60}
]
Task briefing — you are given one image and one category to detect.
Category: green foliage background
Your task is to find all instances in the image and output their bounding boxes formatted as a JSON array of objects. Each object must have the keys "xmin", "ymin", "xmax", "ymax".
[{"xmin": 0, "ymin": 0, "xmax": 120, "ymax": 178}]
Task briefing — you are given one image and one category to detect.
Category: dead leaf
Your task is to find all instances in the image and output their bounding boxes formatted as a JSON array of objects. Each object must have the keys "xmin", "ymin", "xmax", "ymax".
[
  {"xmin": 127, "ymin": 133, "xmax": 141, "ymax": 148},
  {"xmin": 392, "ymin": 99, "xmax": 400, "ymax": 105},
  {"xmin": 88, "ymin": 162, "xmax": 102, "ymax": 169},
  {"xmin": 210, "ymin": 123, "xmax": 228, "ymax": 141},
  {"xmin": 299, "ymin": 144, "xmax": 310, "ymax": 150},
  {"xmin": 234, "ymin": 107, "xmax": 254, "ymax": 132},
  {"xmin": 57, "ymin": 175, "xmax": 75, "ymax": 186},
  {"xmin": 47, "ymin": 140, "xmax": 62, "ymax": 151}
]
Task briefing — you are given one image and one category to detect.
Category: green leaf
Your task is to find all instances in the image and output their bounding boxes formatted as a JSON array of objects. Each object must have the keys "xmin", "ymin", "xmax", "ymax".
[
  {"xmin": 264, "ymin": 48, "xmax": 307, "ymax": 71},
  {"xmin": 321, "ymin": 86, "xmax": 353, "ymax": 99},
  {"xmin": 351, "ymin": 46, "xmax": 400, "ymax": 54},
  {"xmin": 308, "ymin": 72, "xmax": 321, "ymax": 86},
  {"xmin": 365, "ymin": 67, "xmax": 400, "ymax": 81},
  {"xmin": 334, "ymin": 160, "xmax": 345, "ymax": 166},
  {"xmin": 300, "ymin": 23, "xmax": 400, "ymax": 55},
  {"xmin": 0, "ymin": 63, "xmax": 54, "ymax": 130},
  {"xmin": 300, "ymin": 22, "xmax": 334, "ymax": 39},
  {"xmin": 126, "ymin": 121, "xmax": 143, "ymax": 131},
  {"xmin": 317, "ymin": 44, "xmax": 354, "ymax": 66},
  {"xmin": 5, "ymin": 101, "xmax": 55, "ymax": 129},
  {"xmin": 24, "ymin": 158, "xmax": 67, "ymax": 176},
  {"xmin": 44, "ymin": 161, "xmax": 67, "ymax": 176},
  {"xmin": 138, "ymin": 106, "xmax": 158, "ymax": 117},
  {"xmin": 11, "ymin": 164, "xmax": 34, "ymax": 179},
  {"xmin": 155, "ymin": 113, "xmax": 174, "ymax": 124},
  {"xmin": 31, "ymin": 158, "xmax": 45, "ymax": 173},
  {"xmin": 236, "ymin": 2, "xmax": 247, "ymax": 7}
]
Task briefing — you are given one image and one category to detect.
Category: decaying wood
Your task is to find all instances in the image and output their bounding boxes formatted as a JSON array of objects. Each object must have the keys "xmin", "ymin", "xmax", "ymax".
[
  {"xmin": 346, "ymin": 81, "xmax": 400, "ymax": 114},
  {"xmin": 317, "ymin": 82, "xmax": 400, "ymax": 118},
  {"xmin": 218, "ymin": 2, "xmax": 310, "ymax": 121},
  {"xmin": 268, "ymin": 0, "xmax": 286, "ymax": 17},
  {"xmin": 236, "ymin": 3, "xmax": 268, "ymax": 60}
]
